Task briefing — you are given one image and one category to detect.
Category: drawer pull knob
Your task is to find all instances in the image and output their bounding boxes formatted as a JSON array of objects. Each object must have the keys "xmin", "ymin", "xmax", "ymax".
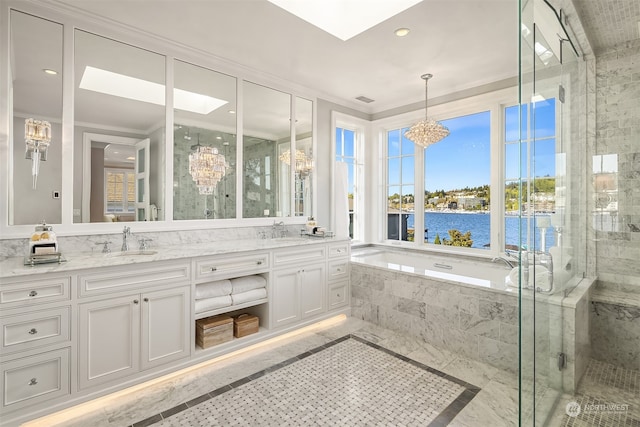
[
  {"xmin": 337, "ymin": 249, "xmax": 343, "ymax": 253},
  {"xmin": 257, "ymin": 260, "xmax": 263, "ymax": 265},
  {"xmin": 28, "ymin": 378, "xmax": 38, "ymax": 386},
  {"xmin": 144, "ymin": 298, "xmax": 149, "ymax": 302},
  {"xmin": 133, "ymin": 299, "xmax": 139, "ymax": 304},
  {"xmin": 29, "ymin": 290, "xmax": 38, "ymax": 297},
  {"xmin": 28, "ymin": 328, "xmax": 38, "ymax": 335},
  {"xmin": 210, "ymin": 267, "xmax": 217, "ymax": 272},
  {"xmin": 337, "ymin": 268, "xmax": 342, "ymax": 272}
]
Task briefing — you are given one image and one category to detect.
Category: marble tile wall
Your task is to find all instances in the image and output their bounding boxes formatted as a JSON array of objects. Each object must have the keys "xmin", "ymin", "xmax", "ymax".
[
  {"xmin": 0, "ymin": 225, "xmax": 303, "ymax": 259},
  {"xmin": 590, "ymin": 300, "xmax": 640, "ymax": 371},
  {"xmin": 350, "ymin": 263, "xmax": 519, "ymax": 373},
  {"xmin": 593, "ymin": 38, "xmax": 640, "ymax": 293},
  {"xmin": 351, "ymin": 263, "xmax": 592, "ymax": 392}
]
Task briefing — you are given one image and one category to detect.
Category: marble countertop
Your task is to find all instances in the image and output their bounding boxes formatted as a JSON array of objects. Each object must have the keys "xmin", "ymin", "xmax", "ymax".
[{"xmin": 0, "ymin": 236, "xmax": 349, "ymax": 279}]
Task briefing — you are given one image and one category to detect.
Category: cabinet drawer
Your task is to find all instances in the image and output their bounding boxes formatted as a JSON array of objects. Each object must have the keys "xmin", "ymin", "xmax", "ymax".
[
  {"xmin": 195, "ymin": 252, "xmax": 269, "ymax": 282},
  {"xmin": 78, "ymin": 261, "xmax": 190, "ymax": 297},
  {"xmin": 328, "ymin": 242, "xmax": 349, "ymax": 258},
  {"xmin": 328, "ymin": 259, "xmax": 349, "ymax": 281},
  {"xmin": 273, "ymin": 246, "xmax": 325, "ymax": 267},
  {"xmin": 328, "ymin": 281, "xmax": 349, "ymax": 309},
  {"xmin": 0, "ymin": 277, "xmax": 70, "ymax": 309},
  {"xmin": 1, "ymin": 307, "xmax": 70, "ymax": 354},
  {"xmin": 1, "ymin": 348, "xmax": 70, "ymax": 411}
]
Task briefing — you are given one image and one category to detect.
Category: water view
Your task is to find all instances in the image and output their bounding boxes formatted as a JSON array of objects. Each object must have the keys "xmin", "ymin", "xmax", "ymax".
[{"xmin": 404, "ymin": 212, "xmax": 556, "ymax": 250}]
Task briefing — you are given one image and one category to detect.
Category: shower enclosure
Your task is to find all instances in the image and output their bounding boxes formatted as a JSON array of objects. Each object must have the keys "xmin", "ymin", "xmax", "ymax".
[{"xmin": 518, "ymin": 0, "xmax": 589, "ymax": 424}]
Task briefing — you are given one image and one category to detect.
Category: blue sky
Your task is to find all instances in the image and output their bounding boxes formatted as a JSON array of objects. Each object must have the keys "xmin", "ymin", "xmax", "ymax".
[{"xmin": 387, "ymin": 99, "xmax": 557, "ymax": 194}]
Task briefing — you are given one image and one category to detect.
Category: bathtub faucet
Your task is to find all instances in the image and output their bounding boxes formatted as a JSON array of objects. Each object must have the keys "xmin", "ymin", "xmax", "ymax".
[{"xmin": 491, "ymin": 256, "xmax": 515, "ymax": 269}]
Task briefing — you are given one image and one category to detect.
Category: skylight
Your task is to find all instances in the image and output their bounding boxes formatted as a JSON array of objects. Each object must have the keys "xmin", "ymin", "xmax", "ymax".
[
  {"xmin": 267, "ymin": 0, "xmax": 423, "ymax": 41},
  {"xmin": 79, "ymin": 66, "xmax": 227, "ymax": 115}
]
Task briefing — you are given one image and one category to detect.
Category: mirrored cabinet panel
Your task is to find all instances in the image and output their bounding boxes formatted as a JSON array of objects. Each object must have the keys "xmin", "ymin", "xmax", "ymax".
[
  {"xmin": 73, "ymin": 30, "xmax": 166, "ymax": 223},
  {"xmin": 10, "ymin": 11, "xmax": 63, "ymax": 225},
  {"xmin": 295, "ymin": 96, "xmax": 313, "ymax": 217},
  {"xmin": 173, "ymin": 61, "xmax": 237, "ymax": 220},
  {"xmin": 243, "ymin": 82, "xmax": 291, "ymax": 218}
]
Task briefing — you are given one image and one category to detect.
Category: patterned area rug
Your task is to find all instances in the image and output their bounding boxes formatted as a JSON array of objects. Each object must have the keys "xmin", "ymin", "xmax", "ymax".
[{"xmin": 135, "ymin": 335, "xmax": 480, "ymax": 427}]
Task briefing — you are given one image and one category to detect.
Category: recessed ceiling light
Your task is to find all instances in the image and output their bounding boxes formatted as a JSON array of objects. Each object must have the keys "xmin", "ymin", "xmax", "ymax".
[
  {"xmin": 216, "ymin": 136, "xmax": 222, "ymax": 140},
  {"xmin": 43, "ymin": 69, "xmax": 58, "ymax": 75},
  {"xmin": 267, "ymin": 0, "xmax": 422, "ymax": 41},
  {"xmin": 126, "ymin": 156, "xmax": 135, "ymax": 160},
  {"xmin": 228, "ymin": 110, "xmax": 236, "ymax": 114},
  {"xmin": 395, "ymin": 28, "xmax": 410, "ymax": 37},
  {"xmin": 79, "ymin": 66, "xmax": 228, "ymax": 115}
]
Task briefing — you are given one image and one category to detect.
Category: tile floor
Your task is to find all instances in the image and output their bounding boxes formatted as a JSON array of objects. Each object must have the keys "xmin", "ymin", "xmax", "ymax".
[
  {"xmin": 551, "ymin": 359, "xmax": 640, "ymax": 427},
  {"xmin": 26, "ymin": 316, "xmax": 639, "ymax": 427}
]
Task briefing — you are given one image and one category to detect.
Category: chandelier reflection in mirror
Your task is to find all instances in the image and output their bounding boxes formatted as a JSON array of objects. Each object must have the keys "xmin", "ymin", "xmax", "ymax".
[
  {"xmin": 24, "ymin": 118, "xmax": 52, "ymax": 189},
  {"xmin": 405, "ymin": 73, "xmax": 449, "ymax": 147},
  {"xmin": 188, "ymin": 142, "xmax": 229, "ymax": 195},
  {"xmin": 279, "ymin": 149, "xmax": 313, "ymax": 177}
]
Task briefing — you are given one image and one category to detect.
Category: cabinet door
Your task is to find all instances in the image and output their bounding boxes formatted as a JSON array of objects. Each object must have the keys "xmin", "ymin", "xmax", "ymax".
[
  {"xmin": 78, "ymin": 295, "xmax": 140, "ymax": 389},
  {"xmin": 271, "ymin": 267, "xmax": 300, "ymax": 328},
  {"xmin": 141, "ymin": 287, "xmax": 190, "ymax": 370},
  {"xmin": 299, "ymin": 263, "xmax": 326, "ymax": 319}
]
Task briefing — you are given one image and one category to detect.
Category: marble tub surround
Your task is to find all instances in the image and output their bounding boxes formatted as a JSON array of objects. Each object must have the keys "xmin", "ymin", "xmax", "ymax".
[
  {"xmin": 350, "ymin": 260, "xmax": 593, "ymax": 392},
  {"xmin": 590, "ymin": 285, "xmax": 640, "ymax": 371},
  {"xmin": 0, "ymin": 224, "xmax": 305, "ymax": 260},
  {"xmin": 23, "ymin": 317, "xmax": 524, "ymax": 427},
  {"xmin": 0, "ymin": 230, "xmax": 341, "ymax": 277}
]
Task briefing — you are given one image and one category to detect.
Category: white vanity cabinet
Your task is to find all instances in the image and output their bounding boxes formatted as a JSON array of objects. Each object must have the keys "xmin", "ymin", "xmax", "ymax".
[
  {"xmin": 271, "ymin": 246, "xmax": 327, "ymax": 328},
  {"xmin": 0, "ymin": 275, "xmax": 72, "ymax": 417},
  {"xmin": 77, "ymin": 262, "xmax": 191, "ymax": 390},
  {"xmin": 327, "ymin": 242, "xmax": 350, "ymax": 310},
  {"xmin": 0, "ymin": 238, "xmax": 350, "ymax": 426}
]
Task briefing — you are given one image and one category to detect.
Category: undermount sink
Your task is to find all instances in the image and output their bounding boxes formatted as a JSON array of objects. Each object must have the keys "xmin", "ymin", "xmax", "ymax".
[{"xmin": 106, "ymin": 250, "xmax": 158, "ymax": 257}]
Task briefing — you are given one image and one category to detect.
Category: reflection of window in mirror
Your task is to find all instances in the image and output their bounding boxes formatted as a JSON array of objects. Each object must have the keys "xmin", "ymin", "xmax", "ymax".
[
  {"xmin": 243, "ymin": 82, "xmax": 291, "ymax": 218},
  {"xmin": 104, "ymin": 169, "xmax": 135, "ymax": 220},
  {"xmin": 10, "ymin": 11, "xmax": 63, "ymax": 225},
  {"xmin": 173, "ymin": 60, "xmax": 237, "ymax": 220},
  {"xmin": 73, "ymin": 30, "xmax": 166, "ymax": 223}
]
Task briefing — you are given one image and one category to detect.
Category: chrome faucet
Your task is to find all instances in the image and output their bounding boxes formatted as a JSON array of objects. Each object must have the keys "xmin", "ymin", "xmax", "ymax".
[
  {"xmin": 272, "ymin": 221, "xmax": 286, "ymax": 238},
  {"xmin": 491, "ymin": 256, "xmax": 515, "ymax": 269},
  {"xmin": 121, "ymin": 226, "xmax": 131, "ymax": 252}
]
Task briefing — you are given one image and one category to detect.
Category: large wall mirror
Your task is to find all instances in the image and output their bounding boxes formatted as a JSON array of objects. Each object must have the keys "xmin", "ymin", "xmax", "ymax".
[
  {"xmin": 173, "ymin": 60, "xmax": 237, "ymax": 220},
  {"xmin": 9, "ymin": 10, "xmax": 63, "ymax": 225},
  {"xmin": 73, "ymin": 30, "xmax": 166, "ymax": 223},
  {"xmin": 243, "ymin": 82, "xmax": 291, "ymax": 218},
  {"xmin": 4, "ymin": 5, "xmax": 315, "ymax": 234}
]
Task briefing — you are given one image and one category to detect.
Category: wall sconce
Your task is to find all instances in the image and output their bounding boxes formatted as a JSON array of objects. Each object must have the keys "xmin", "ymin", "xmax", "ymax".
[
  {"xmin": 24, "ymin": 118, "xmax": 51, "ymax": 189},
  {"xmin": 279, "ymin": 149, "xmax": 313, "ymax": 178}
]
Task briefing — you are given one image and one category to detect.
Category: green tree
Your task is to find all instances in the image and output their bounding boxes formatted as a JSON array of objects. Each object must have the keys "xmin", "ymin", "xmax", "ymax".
[
  {"xmin": 433, "ymin": 233, "xmax": 441, "ymax": 244},
  {"xmin": 442, "ymin": 229, "xmax": 473, "ymax": 247}
]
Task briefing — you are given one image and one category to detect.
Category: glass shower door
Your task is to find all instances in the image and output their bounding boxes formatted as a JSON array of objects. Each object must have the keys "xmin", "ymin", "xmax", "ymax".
[{"xmin": 519, "ymin": 0, "xmax": 583, "ymax": 424}]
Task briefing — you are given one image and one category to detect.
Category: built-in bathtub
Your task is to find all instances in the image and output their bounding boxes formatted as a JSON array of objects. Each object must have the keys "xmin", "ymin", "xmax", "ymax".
[
  {"xmin": 349, "ymin": 245, "xmax": 593, "ymax": 392},
  {"xmin": 351, "ymin": 246, "xmax": 513, "ymax": 292}
]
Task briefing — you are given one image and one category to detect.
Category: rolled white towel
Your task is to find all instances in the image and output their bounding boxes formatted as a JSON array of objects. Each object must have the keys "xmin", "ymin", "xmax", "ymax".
[
  {"xmin": 231, "ymin": 288, "xmax": 267, "ymax": 305},
  {"xmin": 196, "ymin": 279, "xmax": 232, "ymax": 300},
  {"xmin": 195, "ymin": 295, "xmax": 232, "ymax": 314},
  {"xmin": 231, "ymin": 275, "xmax": 267, "ymax": 294}
]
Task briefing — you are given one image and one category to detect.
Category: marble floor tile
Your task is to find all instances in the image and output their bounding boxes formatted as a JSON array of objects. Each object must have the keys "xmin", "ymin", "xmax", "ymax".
[{"xmin": 26, "ymin": 317, "xmax": 526, "ymax": 427}]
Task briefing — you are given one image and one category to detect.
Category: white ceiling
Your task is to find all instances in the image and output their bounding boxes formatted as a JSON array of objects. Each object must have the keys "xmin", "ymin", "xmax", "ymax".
[{"xmin": 53, "ymin": 0, "xmax": 519, "ymax": 115}]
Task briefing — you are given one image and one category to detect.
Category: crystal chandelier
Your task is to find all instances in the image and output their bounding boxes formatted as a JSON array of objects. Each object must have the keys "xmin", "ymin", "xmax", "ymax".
[
  {"xmin": 24, "ymin": 118, "xmax": 52, "ymax": 189},
  {"xmin": 405, "ymin": 74, "xmax": 449, "ymax": 147},
  {"xmin": 279, "ymin": 149, "xmax": 313, "ymax": 177},
  {"xmin": 188, "ymin": 144, "xmax": 228, "ymax": 195}
]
